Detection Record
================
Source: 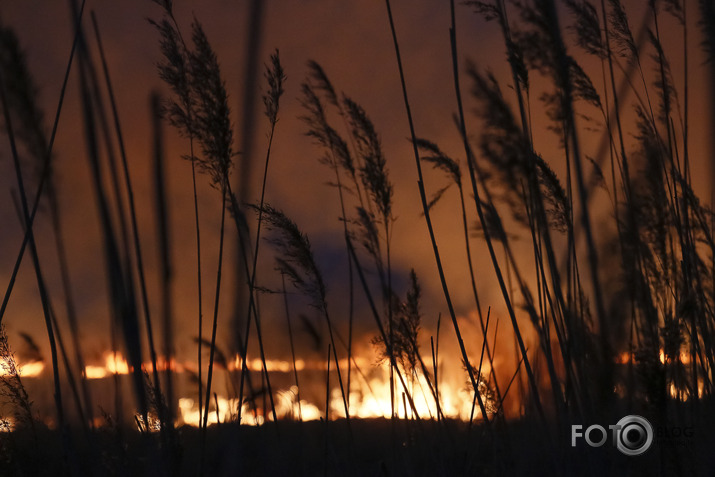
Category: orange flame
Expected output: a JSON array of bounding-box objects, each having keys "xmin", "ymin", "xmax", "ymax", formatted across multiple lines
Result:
[
  {"xmin": 174, "ymin": 359, "xmax": 491, "ymax": 427},
  {"xmin": 0, "ymin": 360, "xmax": 44, "ymax": 378},
  {"xmin": 85, "ymin": 352, "xmax": 130, "ymax": 379}
]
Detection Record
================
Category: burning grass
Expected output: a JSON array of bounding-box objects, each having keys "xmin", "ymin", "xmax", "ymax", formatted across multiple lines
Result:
[{"xmin": 1, "ymin": 0, "xmax": 715, "ymax": 475}]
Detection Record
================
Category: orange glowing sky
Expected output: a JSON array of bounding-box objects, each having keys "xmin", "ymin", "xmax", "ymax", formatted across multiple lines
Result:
[{"xmin": 0, "ymin": 0, "xmax": 711, "ymax": 386}]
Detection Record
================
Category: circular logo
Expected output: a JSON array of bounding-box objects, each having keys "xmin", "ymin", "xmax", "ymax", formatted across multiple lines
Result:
[{"xmin": 615, "ymin": 415, "xmax": 653, "ymax": 456}]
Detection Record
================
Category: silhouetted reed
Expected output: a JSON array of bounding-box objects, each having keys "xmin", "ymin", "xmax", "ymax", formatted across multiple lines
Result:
[{"xmin": 0, "ymin": 0, "xmax": 714, "ymax": 475}]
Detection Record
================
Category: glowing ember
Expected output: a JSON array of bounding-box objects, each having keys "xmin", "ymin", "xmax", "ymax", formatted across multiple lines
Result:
[{"xmin": 616, "ymin": 349, "xmax": 693, "ymax": 365}]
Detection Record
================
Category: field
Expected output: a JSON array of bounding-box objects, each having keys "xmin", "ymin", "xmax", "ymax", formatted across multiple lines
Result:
[{"xmin": 0, "ymin": 0, "xmax": 714, "ymax": 475}]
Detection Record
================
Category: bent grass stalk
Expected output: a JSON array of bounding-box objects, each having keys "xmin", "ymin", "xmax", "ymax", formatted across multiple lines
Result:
[{"xmin": 236, "ymin": 50, "xmax": 285, "ymax": 427}]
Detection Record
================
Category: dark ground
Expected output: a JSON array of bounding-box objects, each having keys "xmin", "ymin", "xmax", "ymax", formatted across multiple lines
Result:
[{"xmin": 1, "ymin": 408, "xmax": 713, "ymax": 476}]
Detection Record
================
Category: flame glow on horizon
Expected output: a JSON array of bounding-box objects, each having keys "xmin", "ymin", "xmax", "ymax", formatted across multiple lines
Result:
[
  {"xmin": 85, "ymin": 352, "xmax": 131, "ymax": 379},
  {"xmin": 9, "ymin": 346, "xmax": 704, "ymax": 430},
  {"xmin": 174, "ymin": 360, "xmax": 489, "ymax": 428},
  {"xmin": 82, "ymin": 352, "xmax": 373, "ymax": 380},
  {"xmin": 0, "ymin": 360, "xmax": 45, "ymax": 378},
  {"xmin": 71, "ymin": 351, "xmax": 491, "ymax": 428}
]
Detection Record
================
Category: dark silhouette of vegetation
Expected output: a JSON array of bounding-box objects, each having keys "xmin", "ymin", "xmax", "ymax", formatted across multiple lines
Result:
[{"xmin": 0, "ymin": 0, "xmax": 713, "ymax": 475}]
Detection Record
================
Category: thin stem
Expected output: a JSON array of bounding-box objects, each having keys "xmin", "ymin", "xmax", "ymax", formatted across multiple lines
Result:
[
  {"xmin": 91, "ymin": 11, "xmax": 163, "ymax": 407},
  {"xmin": 281, "ymin": 274, "xmax": 302, "ymax": 420},
  {"xmin": 384, "ymin": 0, "xmax": 491, "ymax": 428},
  {"xmin": 0, "ymin": 0, "xmax": 85, "ymax": 325},
  {"xmin": 0, "ymin": 57, "xmax": 68, "ymax": 469},
  {"xmin": 200, "ymin": 180, "xmax": 228, "ymax": 474}
]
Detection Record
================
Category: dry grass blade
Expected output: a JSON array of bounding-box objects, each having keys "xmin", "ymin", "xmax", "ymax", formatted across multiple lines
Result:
[
  {"xmin": 307, "ymin": 60, "xmax": 339, "ymax": 107},
  {"xmin": 300, "ymin": 82, "xmax": 355, "ymax": 178},
  {"xmin": 373, "ymin": 270, "xmax": 422, "ymax": 375},
  {"xmin": 647, "ymin": 28, "xmax": 678, "ymax": 125},
  {"xmin": 151, "ymin": 17, "xmax": 196, "ymax": 137},
  {"xmin": 343, "ymin": 96, "xmax": 393, "ymax": 223},
  {"xmin": 353, "ymin": 207, "xmax": 384, "ymax": 274},
  {"xmin": 258, "ymin": 204, "xmax": 327, "ymax": 311},
  {"xmin": 467, "ymin": 67, "xmax": 534, "ymax": 226},
  {"xmin": 151, "ymin": 14, "xmax": 234, "ymax": 187},
  {"xmin": 463, "ymin": 1, "xmax": 501, "ymax": 22},
  {"xmin": 564, "ymin": 0, "xmax": 606, "ymax": 59},
  {"xmin": 151, "ymin": 0, "xmax": 173, "ymax": 13},
  {"xmin": 414, "ymin": 138, "xmax": 461, "ymax": 185},
  {"xmin": 258, "ymin": 203, "xmax": 351, "ymax": 424},
  {"xmin": 535, "ymin": 157, "xmax": 571, "ymax": 233},
  {"xmin": 607, "ymin": 0, "xmax": 639, "ymax": 64},
  {"xmin": 189, "ymin": 19, "xmax": 234, "ymax": 187},
  {"xmin": 0, "ymin": 25, "xmax": 50, "ymax": 183},
  {"xmin": 663, "ymin": 0, "xmax": 684, "ymax": 24},
  {"xmin": 0, "ymin": 326, "xmax": 35, "ymax": 437},
  {"xmin": 263, "ymin": 49, "xmax": 285, "ymax": 126}
]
